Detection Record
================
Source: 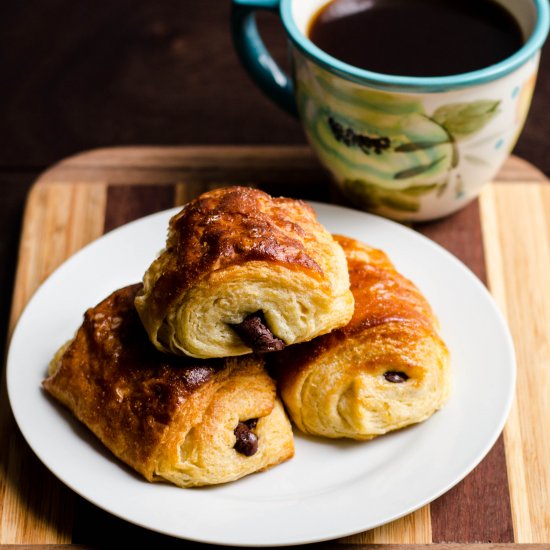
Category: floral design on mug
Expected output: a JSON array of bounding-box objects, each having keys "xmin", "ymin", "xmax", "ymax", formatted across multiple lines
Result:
[
  {"xmin": 325, "ymin": 99, "xmax": 500, "ymax": 212},
  {"xmin": 432, "ymin": 100, "xmax": 500, "ymax": 139},
  {"xmin": 231, "ymin": 0, "xmax": 547, "ymax": 221},
  {"xmin": 294, "ymin": 54, "xmax": 508, "ymax": 214},
  {"xmin": 327, "ymin": 117, "xmax": 391, "ymax": 155}
]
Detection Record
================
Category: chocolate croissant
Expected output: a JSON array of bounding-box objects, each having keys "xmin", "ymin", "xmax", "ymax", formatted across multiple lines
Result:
[
  {"xmin": 274, "ymin": 236, "xmax": 450, "ymax": 440},
  {"xmin": 135, "ymin": 186, "xmax": 354, "ymax": 358},
  {"xmin": 43, "ymin": 284, "xmax": 294, "ymax": 487}
]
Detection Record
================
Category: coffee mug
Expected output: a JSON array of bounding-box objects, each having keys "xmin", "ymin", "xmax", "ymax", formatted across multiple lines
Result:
[{"xmin": 232, "ymin": 0, "xmax": 549, "ymax": 221}]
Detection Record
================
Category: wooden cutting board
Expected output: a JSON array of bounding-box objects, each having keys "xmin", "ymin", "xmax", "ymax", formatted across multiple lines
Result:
[{"xmin": 2, "ymin": 146, "xmax": 549, "ymax": 547}]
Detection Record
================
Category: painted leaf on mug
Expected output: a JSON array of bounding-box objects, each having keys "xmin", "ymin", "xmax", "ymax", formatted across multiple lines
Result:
[
  {"xmin": 293, "ymin": 51, "xmax": 508, "ymax": 217},
  {"xmin": 393, "ymin": 155, "xmax": 447, "ymax": 180},
  {"xmin": 343, "ymin": 179, "xmax": 445, "ymax": 213},
  {"xmin": 344, "ymin": 179, "xmax": 421, "ymax": 212},
  {"xmin": 432, "ymin": 100, "xmax": 500, "ymax": 139},
  {"xmin": 314, "ymin": 110, "xmax": 454, "ymax": 190}
]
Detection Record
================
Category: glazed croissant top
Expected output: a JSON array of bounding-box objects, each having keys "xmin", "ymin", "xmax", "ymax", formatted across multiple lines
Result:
[
  {"xmin": 274, "ymin": 235, "xmax": 450, "ymax": 439},
  {"xmin": 135, "ymin": 186, "xmax": 354, "ymax": 358},
  {"xmin": 44, "ymin": 285, "xmax": 223, "ymax": 478},
  {"xmin": 43, "ymin": 284, "xmax": 294, "ymax": 486},
  {"xmin": 328, "ymin": 235, "xmax": 436, "ymax": 340}
]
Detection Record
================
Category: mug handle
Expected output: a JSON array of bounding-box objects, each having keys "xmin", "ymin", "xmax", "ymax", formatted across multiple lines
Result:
[{"xmin": 231, "ymin": 0, "xmax": 298, "ymax": 117}]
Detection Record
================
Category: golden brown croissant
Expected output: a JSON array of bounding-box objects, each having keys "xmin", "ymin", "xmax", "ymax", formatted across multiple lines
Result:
[
  {"xmin": 274, "ymin": 236, "xmax": 450, "ymax": 440},
  {"xmin": 135, "ymin": 186, "xmax": 354, "ymax": 358},
  {"xmin": 43, "ymin": 284, "xmax": 294, "ymax": 487}
]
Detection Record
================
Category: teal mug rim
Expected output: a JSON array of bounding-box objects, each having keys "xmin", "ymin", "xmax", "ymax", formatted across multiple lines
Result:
[{"xmin": 280, "ymin": 0, "xmax": 550, "ymax": 91}]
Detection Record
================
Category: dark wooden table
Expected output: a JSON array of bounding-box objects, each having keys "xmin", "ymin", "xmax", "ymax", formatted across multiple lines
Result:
[{"xmin": 1, "ymin": 1, "xmax": 550, "ymax": 547}]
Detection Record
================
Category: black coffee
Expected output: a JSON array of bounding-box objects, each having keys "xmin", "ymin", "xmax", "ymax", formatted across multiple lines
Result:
[{"xmin": 308, "ymin": 0, "xmax": 524, "ymax": 77}]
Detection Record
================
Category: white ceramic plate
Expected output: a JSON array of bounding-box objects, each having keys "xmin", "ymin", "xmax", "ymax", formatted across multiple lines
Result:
[{"xmin": 7, "ymin": 202, "xmax": 515, "ymax": 546}]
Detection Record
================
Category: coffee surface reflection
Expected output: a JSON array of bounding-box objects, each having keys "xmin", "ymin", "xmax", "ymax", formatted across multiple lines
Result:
[{"xmin": 308, "ymin": 0, "xmax": 524, "ymax": 77}]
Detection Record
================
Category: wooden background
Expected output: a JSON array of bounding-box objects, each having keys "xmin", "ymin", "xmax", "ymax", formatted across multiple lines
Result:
[{"xmin": 1, "ymin": 1, "xmax": 550, "ymax": 547}]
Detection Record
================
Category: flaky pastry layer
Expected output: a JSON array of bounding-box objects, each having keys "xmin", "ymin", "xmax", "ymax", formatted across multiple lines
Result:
[
  {"xmin": 135, "ymin": 187, "xmax": 354, "ymax": 358},
  {"xmin": 43, "ymin": 284, "xmax": 294, "ymax": 487},
  {"xmin": 274, "ymin": 236, "xmax": 451, "ymax": 440}
]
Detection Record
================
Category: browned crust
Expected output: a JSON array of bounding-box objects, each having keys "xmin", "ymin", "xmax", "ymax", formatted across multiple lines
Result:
[
  {"xmin": 336, "ymin": 235, "xmax": 435, "ymax": 336},
  {"xmin": 138, "ymin": 186, "xmax": 325, "ymax": 327},
  {"xmin": 42, "ymin": 284, "xmax": 237, "ymax": 479},
  {"xmin": 273, "ymin": 235, "xmax": 439, "ymax": 385}
]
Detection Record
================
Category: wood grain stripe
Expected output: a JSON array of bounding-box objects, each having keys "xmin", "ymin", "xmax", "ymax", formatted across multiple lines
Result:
[
  {"xmin": 429, "ymin": 436, "xmax": 513, "ymax": 543},
  {"xmin": 0, "ymin": 433, "xmax": 73, "ymax": 543},
  {"xmin": 480, "ymin": 184, "xmax": 550, "ymax": 542},
  {"xmin": 341, "ymin": 507, "xmax": 432, "ymax": 544},
  {"xmin": 479, "ymin": 185, "xmax": 533, "ymax": 542},
  {"xmin": 2, "ymin": 183, "xmax": 107, "ymax": 543},
  {"xmin": 103, "ymin": 184, "xmax": 175, "ymax": 233},
  {"xmin": 417, "ymin": 199, "xmax": 487, "ymax": 283},
  {"xmin": 9, "ymin": 184, "xmax": 107, "ymax": 329},
  {"xmin": 417, "ymin": 199, "xmax": 514, "ymax": 543}
]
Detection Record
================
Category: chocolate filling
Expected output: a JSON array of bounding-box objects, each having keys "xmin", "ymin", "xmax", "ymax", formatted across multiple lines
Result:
[
  {"xmin": 234, "ymin": 420, "xmax": 259, "ymax": 456},
  {"xmin": 231, "ymin": 312, "xmax": 285, "ymax": 353},
  {"xmin": 244, "ymin": 418, "xmax": 258, "ymax": 429},
  {"xmin": 384, "ymin": 370, "xmax": 409, "ymax": 383}
]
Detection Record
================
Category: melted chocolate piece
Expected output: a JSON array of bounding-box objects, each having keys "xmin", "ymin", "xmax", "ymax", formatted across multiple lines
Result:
[
  {"xmin": 234, "ymin": 422, "xmax": 259, "ymax": 456},
  {"xmin": 384, "ymin": 371, "xmax": 409, "ymax": 383},
  {"xmin": 231, "ymin": 312, "xmax": 285, "ymax": 353}
]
